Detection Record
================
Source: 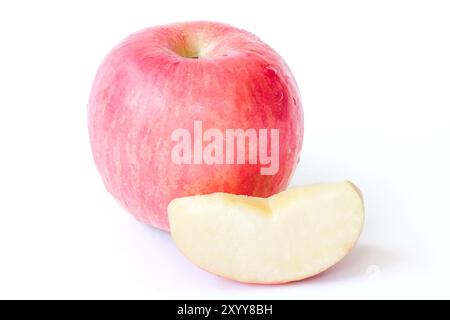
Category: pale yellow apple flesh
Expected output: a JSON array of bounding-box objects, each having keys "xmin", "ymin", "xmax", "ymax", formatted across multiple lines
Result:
[{"xmin": 168, "ymin": 181, "xmax": 364, "ymax": 284}]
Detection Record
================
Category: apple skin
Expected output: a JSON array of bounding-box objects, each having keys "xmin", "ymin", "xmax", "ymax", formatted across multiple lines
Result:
[{"xmin": 88, "ymin": 21, "xmax": 303, "ymax": 230}]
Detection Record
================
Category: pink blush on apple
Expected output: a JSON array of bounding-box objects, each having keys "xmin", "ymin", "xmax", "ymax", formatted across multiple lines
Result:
[{"xmin": 88, "ymin": 21, "xmax": 303, "ymax": 231}]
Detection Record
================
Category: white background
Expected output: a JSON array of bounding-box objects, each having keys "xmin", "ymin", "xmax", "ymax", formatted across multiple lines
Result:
[{"xmin": 0, "ymin": 0, "xmax": 449, "ymax": 299}]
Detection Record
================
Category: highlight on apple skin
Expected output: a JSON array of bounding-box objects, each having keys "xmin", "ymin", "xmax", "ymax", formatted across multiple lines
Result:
[
  {"xmin": 168, "ymin": 181, "xmax": 364, "ymax": 284},
  {"xmin": 88, "ymin": 21, "xmax": 303, "ymax": 230}
]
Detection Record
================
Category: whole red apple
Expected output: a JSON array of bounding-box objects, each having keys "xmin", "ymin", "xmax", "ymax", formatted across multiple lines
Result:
[{"xmin": 88, "ymin": 21, "xmax": 303, "ymax": 230}]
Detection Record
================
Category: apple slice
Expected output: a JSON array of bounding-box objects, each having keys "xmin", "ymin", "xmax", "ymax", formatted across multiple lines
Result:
[{"xmin": 168, "ymin": 181, "xmax": 364, "ymax": 284}]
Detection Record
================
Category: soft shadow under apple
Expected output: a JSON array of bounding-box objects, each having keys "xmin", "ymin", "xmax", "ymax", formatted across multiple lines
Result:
[{"xmin": 299, "ymin": 244, "xmax": 402, "ymax": 284}]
